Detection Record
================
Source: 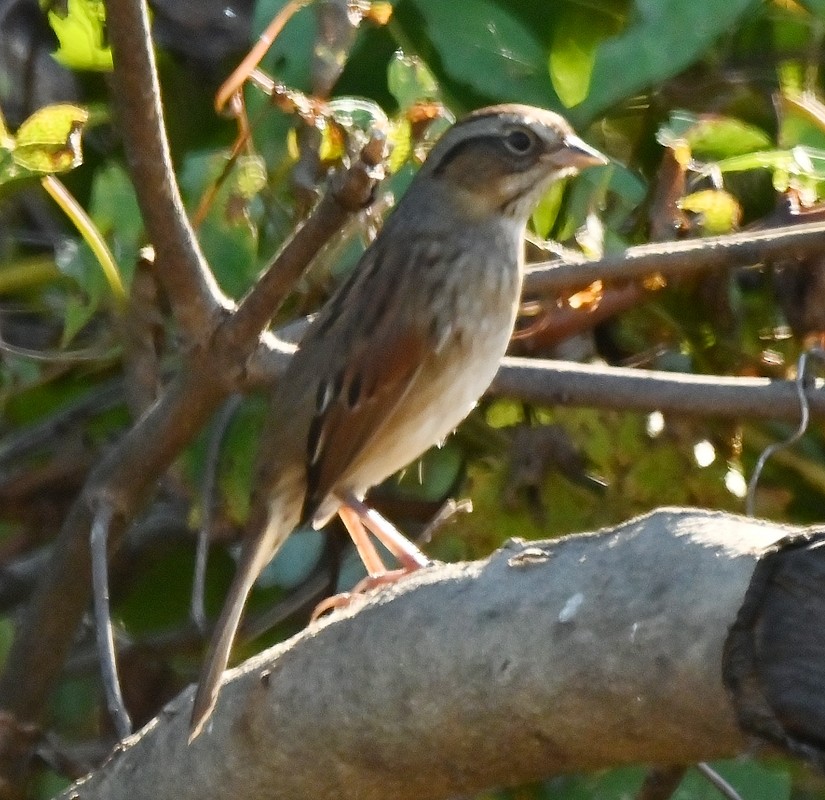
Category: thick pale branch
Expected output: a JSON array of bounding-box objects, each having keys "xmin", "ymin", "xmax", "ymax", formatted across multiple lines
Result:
[
  {"xmin": 524, "ymin": 219, "xmax": 825, "ymax": 294},
  {"xmin": 57, "ymin": 509, "xmax": 825, "ymax": 800}
]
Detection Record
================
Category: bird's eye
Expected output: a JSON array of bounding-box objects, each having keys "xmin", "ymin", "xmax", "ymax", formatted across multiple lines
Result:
[{"xmin": 504, "ymin": 128, "xmax": 536, "ymax": 155}]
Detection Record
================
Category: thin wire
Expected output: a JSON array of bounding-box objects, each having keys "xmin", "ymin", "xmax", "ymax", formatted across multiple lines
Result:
[
  {"xmin": 695, "ymin": 763, "xmax": 745, "ymax": 800},
  {"xmin": 746, "ymin": 348, "xmax": 825, "ymax": 516}
]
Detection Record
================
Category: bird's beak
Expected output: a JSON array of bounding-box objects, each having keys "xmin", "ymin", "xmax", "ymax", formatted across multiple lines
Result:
[{"xmin": 546, "ymin": 135, "xmax": 609, "ymax": 170}]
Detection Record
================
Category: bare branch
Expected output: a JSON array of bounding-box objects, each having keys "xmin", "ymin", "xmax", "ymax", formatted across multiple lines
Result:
[
  {"xmin": 90, "ymin": 502, "xmax": 132, "ymax": 739},
  {"xmin": 223, "ymin": 132, "xmax": 387, "ymax": 358},
  {"xmin": 105, "ymin": 0, "xmax": 229, "ymax": 337},
  {"xmin": 524, "ymin": 219, "xmax": 825, "ymax": 294},
  {"xmin": 55, "ymin": 509, "xmax": 825, "ymax": 800},
  {"xmin": 492, "ymin": 357, "xmax": 825, "ymax": 422}
]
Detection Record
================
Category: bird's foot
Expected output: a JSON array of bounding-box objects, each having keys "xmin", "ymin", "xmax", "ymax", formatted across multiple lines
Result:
[{"xmin": 311, "ymin": 567, "xmax": 424, "ymax": 620}]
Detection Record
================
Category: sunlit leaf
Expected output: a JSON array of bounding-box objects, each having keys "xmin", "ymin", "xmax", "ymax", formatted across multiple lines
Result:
[
  {"xmin": 659, "ymin": 111, "xmax": 772, "ymax": 160},
  {"xmin": 387, "ymin": 117, "xmax": 413, "ymax": 173},
  {"xmin": 232, "ymin": 155, "xmax": 268, "ymax": 200},
  {"xmin": 549, "ymin": 4, "xmax": 619, "ymax": 108},
  {"xmin": 679, "ymin": 189, "xmax": 742, "ymax": 234},
  {"xmin": 688, "ymin": 118, "xmax": 772, "ymax": 159},
  {"xmin": 12, "ymin": 104, "xmax": 88, "ymax": 174},
  {"xmin": 387, "ymin": 51, "xmax": 439, "ymax": 109},
  {"xmin": 47, "ymin": 0, "xmax": 113, "ymax": 71}
]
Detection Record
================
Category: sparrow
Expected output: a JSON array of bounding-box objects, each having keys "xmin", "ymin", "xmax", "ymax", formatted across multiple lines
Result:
[{"xmin": 189, "ymin": 103, "xmax": 607, "ymax": 738}]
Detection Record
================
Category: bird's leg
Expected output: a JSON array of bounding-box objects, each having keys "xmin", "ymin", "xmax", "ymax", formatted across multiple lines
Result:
[
  {"xmin": 342, "ymin": 494, "xmax": 431, "ymax": 570},
  {"xmin": 311, "ymin": 496, "xmax": 432, "ymax": 619},
  {"xmin": 337, "ymin": 504, "xmax": 388, "ymax": 577}
]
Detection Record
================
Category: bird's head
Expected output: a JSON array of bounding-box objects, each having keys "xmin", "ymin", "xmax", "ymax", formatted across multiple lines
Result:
[{"xmin": 417, "ymin": 104, "xmax": 607, "ymax": 222}]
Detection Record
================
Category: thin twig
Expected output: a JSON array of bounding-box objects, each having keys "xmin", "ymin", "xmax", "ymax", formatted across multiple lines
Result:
[
  {"xmin": 746, "ymin": 348, "xmax": 825, "ymax": 515},
  {"xmin": 523, "ymin": 219, "xmax": 825, "ymax": 294},
  {"xmin": 695, "ymin": 762, "xmax": 745, "ymax": 800},
  {"xmin": 192, "ymin": 395, "xmax": 244, "ymax": 632},
  {"xmin": 90, "ymin": 502, "xmax": 132, "ymax": 739}
]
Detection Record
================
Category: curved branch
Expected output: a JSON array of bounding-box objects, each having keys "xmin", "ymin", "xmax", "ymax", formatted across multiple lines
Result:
[
  {"xmin": 0, "ymin": 102, "xmax": 386, "ymax": 794},
  {"xmin": 56, "ymin": 509, "xmax": 825, "ymax": 800},
  {"xmin": 105, "ymin": 0, "xmax": 229, "ymax": 337}
]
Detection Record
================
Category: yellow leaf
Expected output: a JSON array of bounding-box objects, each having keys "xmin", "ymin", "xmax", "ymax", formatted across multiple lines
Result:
[
  {"xmin": 13, "ymin": 104, "xmax": 89, "ymax": 174},
  {"xmin": 679, "ymin": 189, "xmax": 742, "ymax": 234},
  {"xmin": 48, "ymin": 0, "xmax": 113, "ymax": 71}
]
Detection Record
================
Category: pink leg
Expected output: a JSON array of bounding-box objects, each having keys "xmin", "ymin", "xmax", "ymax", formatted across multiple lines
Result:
[
  {"xmin": 342, "ymin": 494, "xmax": 430, "ymax": 570},
  {"xmin": 337, "ymin": 504, "xmax": 387, "ymax": 577},
  {"xmin": 312, "ymin": 496, "xmax": 431, "ymax": 619}
]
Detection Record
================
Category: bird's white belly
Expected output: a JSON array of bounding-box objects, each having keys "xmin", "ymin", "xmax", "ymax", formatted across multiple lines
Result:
[{"xmin": 344, "ymin": 296, "xmax": 517, "ymax": 496}]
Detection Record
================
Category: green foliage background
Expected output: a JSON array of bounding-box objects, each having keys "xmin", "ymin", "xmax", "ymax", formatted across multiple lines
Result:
[{"xmin": 3, "ymin": 0, "xmax": 825, "ymax": 797}]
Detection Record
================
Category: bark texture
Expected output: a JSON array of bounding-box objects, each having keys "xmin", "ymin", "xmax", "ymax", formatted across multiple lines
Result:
[{"xmin": 56, "ymin": 508, "xmax": 825, "ymax": 800}]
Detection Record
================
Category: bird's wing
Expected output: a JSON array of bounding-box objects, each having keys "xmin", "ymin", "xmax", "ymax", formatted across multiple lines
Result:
[
  {"xmin": 292, "ymin": 242, "xmax": 436, "ymax": 522},
  {"xmin": 300, "ymin": 323, "xmax": 428, "ymax": 522}
]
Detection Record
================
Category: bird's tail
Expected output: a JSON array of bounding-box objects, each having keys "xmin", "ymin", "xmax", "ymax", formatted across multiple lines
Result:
[{"xmin": 188, "ymin": 498, "xmax": 296, "ymax": 741}]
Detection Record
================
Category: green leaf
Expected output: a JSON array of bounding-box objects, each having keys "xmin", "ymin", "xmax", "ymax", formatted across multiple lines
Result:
[
  {"xmin": 12, "ymin": 103, "xmax": 88, "ymax": 174},
  {"xmin": 86, "ymin": 162, "xmax": 143, "ymax": 286},
  {"xmin": 179, "ymin": 150, "xmax": 262, "ymax": 298},
  {"xmin": 549, "ymin": 4, "xmax": 619, "ymax": 108},
  {"xmin": 575, "ymin": 0, "xmax": 760, "ymax": 123},
  {"xmin": 393, "ymin": 442, "xmax": 464, "ymax": 502},
  {"xmin": 252, "ymin": 0, "xmax": 314, "ymax": 91},
  {"xmin": 232, "ymin": 155, "xmax": 268, "ymax": 200},
  {"xmin": 387, "ymin": 51, "xmax": 440, "ymax": 109},
  {"xmin": 395, "ymin": 0, "xmax": 557, "ymax": 109},
  {"xmin": 47, "ymin": 0, "xmax": 113, "ymax": 71},
  {"xmin": 683, "ymin": 115, "xmax": 772, "ymax": 159},
  {"xmin": 387, "ymin": 117, "xmax": 413, "ymax": 174},
  {"xmin": 680, "ymin": 189, "xmax": 741, "ymax": 234},
  {"xmin": 54, "ymin": 240, "xmax": 105, "ymax": 345},
  {"xmin": 531, "ymin": 180, "xmax": 566, "ymax": 239}
]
